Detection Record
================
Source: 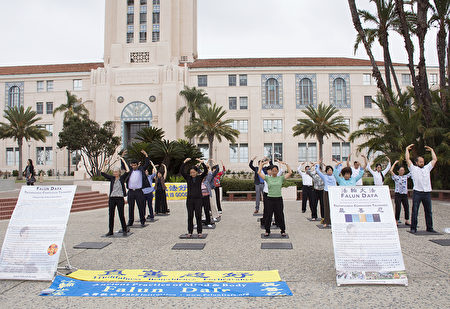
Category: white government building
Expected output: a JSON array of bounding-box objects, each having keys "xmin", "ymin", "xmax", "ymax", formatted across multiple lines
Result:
[{"xmin": 0, "ymin": 0, "xmax": 439, "ymax": 174}]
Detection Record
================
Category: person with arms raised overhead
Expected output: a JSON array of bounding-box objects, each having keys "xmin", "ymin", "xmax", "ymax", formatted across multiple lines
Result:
[
  {"xmin": 390, "ymin": 160, "xmax": 411, "ymax": 226},
  {"xmin": 180, "ymin": 158, "xmax": 208, "ymax": 238},
  {"xmin": 405, "ymin": 144, "xmax": 438, "ymax": 234}
]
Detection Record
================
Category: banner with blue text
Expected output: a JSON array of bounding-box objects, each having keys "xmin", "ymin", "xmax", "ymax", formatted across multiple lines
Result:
[{"xmin": 41, "ymin": 276, "xmax": 292, "ymax": 297}]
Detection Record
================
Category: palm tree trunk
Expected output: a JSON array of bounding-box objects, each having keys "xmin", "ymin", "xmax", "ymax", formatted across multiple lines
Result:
[
  {"xmin": 394, "ymin": 0, "xmax": 430, "ymax": 122},
  {"xmin": 380, "ymin": 33, "xmax": 392, "ymax": 91},
  {"xmin": 318, "ymin": 135, "xmax": 324, "ymax": 161},
  {"xmin": 389, "ymin": 60, "xmax": 402, "ymax": 94},
  {"xmin": 416, "ymin": 0, "xmax": 432, "ymax": 125},
  {"xmin": 348, "ymin": 0, "xmax": 393, "ymax": 105},
  {"xmin": 208, "ymin": 135, "xmax": 214, "ymax": 162},
  {"xmin": 17, "ymin": 138, "xmax": 23, "ymax": 180},
  {"xmin": 447, "ymin": 29, "xmax": 450, "ymax": 94},
  {"xmin": 436, "ymin": 20, "xmax": 447, "ymax": 111},
  {"xmin": 67, "ymin": 148, "xmax": 71, "ymax": 175}
]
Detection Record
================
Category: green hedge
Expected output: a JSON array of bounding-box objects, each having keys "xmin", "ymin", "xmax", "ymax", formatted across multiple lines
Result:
[{"xmin": 221, "ymin": 177, "xmax": 303, "ymax": 195}]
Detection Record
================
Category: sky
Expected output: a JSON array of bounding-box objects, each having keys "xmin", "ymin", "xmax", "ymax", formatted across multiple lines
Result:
[{"xmin": 0, "ymin": 0, "xmax": 440, "ymax": 67}]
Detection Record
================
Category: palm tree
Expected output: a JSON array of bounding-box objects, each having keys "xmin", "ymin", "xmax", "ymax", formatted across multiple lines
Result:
[
  {"xmin": 184, "ymin": 103, "xmax": 240, "ymax": 161},
  {"xmin": 177, "ymin": 86, "xmax": 211, "ymax": 124},
  {"xmin": 148, "ymin": 139, "xmax": 185, "ymax": 167},
  {"xmin": 429, "ymin": 0, "xmax": 449, "ymax": 111},
  {"xmin": 0, "ymin": 106, "xmax": 48, "ymax": 180},
  {"xmin": 349, "ymin": 92, "xmax": 420, "ymax": 161},
  {"xmin": 52, "ymin": 90, "xmax": 89, "ymax": 174},
  {"xmin": 292, "ymin": 103, "xmax": 349, "ymax": 160},
  {"xmin": 135, "ymin": 126, "xmax": 165, "ymax": 143},
  {"xmin": 353, "ymin": 0, "xmax": 402, "ymax": 93}
]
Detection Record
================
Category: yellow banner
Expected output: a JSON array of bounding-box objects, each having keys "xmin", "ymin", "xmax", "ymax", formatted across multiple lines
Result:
[
  {"xmin": 164, "ymin": 183, "xmax": 187, "ymax": 200},
  {"xmin": 68, "ymin": 269, "xmax": 281, "ymax": 283}
]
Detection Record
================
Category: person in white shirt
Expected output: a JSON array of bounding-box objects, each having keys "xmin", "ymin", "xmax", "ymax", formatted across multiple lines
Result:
[
  {"xmin": 405, "ymin": 144, "xmax": 438, "ymax": 233},
  {"xmin": 366, "ymin": 155, "xmax": 391, "ymax": 186},
  {"xmin": 350, "ymin": 160, "xmax": 364, "ymax": 186},
  {"xmin": 298, "ymin": 162, "xmax": 314, "ymax": 217}
]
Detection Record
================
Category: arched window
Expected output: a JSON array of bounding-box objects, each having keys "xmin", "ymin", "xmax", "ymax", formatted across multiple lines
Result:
[
  {"xmin": 8, "ymin": 86, "xmax": 20, "ymax": 108},
  {"xmin": 333, "ymin": 77, "xmax": 346, "ymax": 107},
  {"xmin": 266, "ymin": 78, "xmax": 279, "ymax": 106},
  {"xmin": 299, "ymin": 78, "xmax": 313, "ymax": 105}
]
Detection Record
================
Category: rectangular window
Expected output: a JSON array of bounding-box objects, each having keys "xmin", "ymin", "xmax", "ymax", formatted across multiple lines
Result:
[
  {"xmin": 229, "ymin": 97, "xmax": 237, "ymax": 110},
  {"xmin": 332, "ymin": 142, "xmax": 341, "ymax": 161},
  {"xmin": 363, "ymin": 74, "xmax": 371, "ymax": 85},
  {"xmin": 274, "ymin": 143, "xmax": 283, "ymax": 161},
  {"xmin": 239, "ymin": 97, "xmax": 248, "ymax": 110},
  {"xmin": 36, "ymin": 147, "xmax": 53, "ymax": 165},
  {"xmin": 45, "ymin": 124, "xmax": 53, "ymax": 136},
  {"xmin": 402, "ymin": 74, "xmax": 411, "ymax": 85},
  {"xmin": 298, "ymin": 143, "xmax": 317, "ymax": 162},
  {"xmin": 429, "ymin": 73, "xmax": 437, "ymax": 85},
  {"xmin": 198, "ymin": 144, "xmax": 209, "ymax": 161},
  {"xmin": 230, "ymin": 120, "xmax": 238, "ymax": 131},
  {"xmin": 264, "ymin": 143, "xmax": 283, "ymax": 161},
  {"xmin": 127, "ymin": 25, "xmax": 134, "ymax": 43},
  {"xmin": 73, "ymin": 79, "xmax": 82, "ymax": 91},
  {"xmin": 239, "ymin": 74, "xmax": 247, "ymax": 86},
  {"xmin": 298, "ymin": 143, "xmax": 307, "ymax": 162},
  {"xmin": 46, "ymin": 80, "xmax": 54, "ymax": 91},
  {"xmin": 229, "ymin": 144, "xmax": 238, "ymax": 163},
  {"xmin": 6, "ymin": 147, "xmax": 19, "ymax": 166},
  {"xmin": 343, "ymin": 119, "xmax": 350, "ymax": 131},
  {"xmin": 198, "ymin": 75, "xmax": 207, "ymax": 87},
  {"xmin": 71, "ymin": 150, "xmax": 82, "ymax": 166},
  {"xmin": 152, "ymin": 12, "xmax": 160, "ymax": 24},
  {"xmin": 263, "ymin": 119, "xmax": 282, "ymax": 133},
  {"xmin": 228, "ymin": 75, "xmax": 236, "ymax": 86},
  {"xmin": 37, "ymin": 81, "xmax": 44, "ymax": 92},
  {"xmin": 36, "ymin": 102, "xmax": 43, "ymax": 114},
  {"xmin": 239, "ymin": 120, "xmax": 248, "ymax": 133},
  {"xmin": 140, "ymin": 24, "xmax": 147, "ymax": 43},
  {"xmin": 239, "ymin": 143, "xmax": 248, "ymax": 162},
  {"xmin": 342, "ymin": 142, "xmax": 351, "ymax": 161},
  {"xmin": 364, "ymin": 95, "xmax": 372, "ymax": 108},
  {"xmin": 46, "ymin": 102, "xmax": 53, "ymax": 114}
]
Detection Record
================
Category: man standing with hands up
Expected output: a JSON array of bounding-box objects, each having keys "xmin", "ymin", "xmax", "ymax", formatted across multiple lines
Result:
[{"xmin": 405, "ymin": 144, "xmax": 438, "ymax": 234}]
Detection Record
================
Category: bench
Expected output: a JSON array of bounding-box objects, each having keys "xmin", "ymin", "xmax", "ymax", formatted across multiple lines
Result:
[{"xmin": 227, "ymin": 191, "xmax": 256, "ymax": 201}]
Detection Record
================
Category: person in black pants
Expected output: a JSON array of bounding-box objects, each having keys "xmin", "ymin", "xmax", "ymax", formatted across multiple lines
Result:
[
  {"xmin": 101, "ymin": 155, "xmax": 129, "ymax": 236},
  {"xmin": 249, "ymin": 156, "xmax": 265, "ymax": 214},
  {"xmin": 180, "ymin": 158, "xmax": 208, "ymax": 238},
  {"xmin": 24, "ymin": 159, "xmax": 36, "ymax": 186},
  {"xmin": 213, "ymin": 161, "xmax": 226, "ymax": 214},
  {"xmin": 125, "ymin": 150, "xmax": 151, "ymax": 227}
]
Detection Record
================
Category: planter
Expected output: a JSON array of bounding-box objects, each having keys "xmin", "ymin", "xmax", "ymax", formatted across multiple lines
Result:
[{"xmin": 281, "ymin": 186, "xmax": 297, "ymax": 201}]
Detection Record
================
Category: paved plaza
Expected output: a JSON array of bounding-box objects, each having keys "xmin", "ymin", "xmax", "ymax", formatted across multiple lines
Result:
[{"xmin": 0, "ymin": 197, "xmax": 448, "ymax": 308}]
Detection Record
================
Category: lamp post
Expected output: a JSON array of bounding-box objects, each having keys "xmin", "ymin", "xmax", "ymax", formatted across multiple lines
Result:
[{"xmin": 55, "ymin": 148, "xmax": 59, "ymax": 180}]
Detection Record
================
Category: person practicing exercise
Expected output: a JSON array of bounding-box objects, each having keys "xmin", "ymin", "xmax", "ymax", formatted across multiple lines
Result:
[
  {"xmin": 334, "ymin": 156, "xmax": 367, "ymax": 186},
  {"xmin": 142, "ymin": 161, "xmax": 157, "ymax": 221},
  {"xmin": 390, "ymin": 160, "xmax": 411, "ymax": 226},
  {"xmin": 125, "ymin": 150, "xmax": 151, "ymax": 227},
  {"xmin": 154, "ymin": 163, "xmax": 169, "ymax": 214},
  {"xmin": 306, "ymin": 162, "xmax": 324, "ymax": 222},
  {"xmin": 258, "ymin": 160, "xmax": 292, "ymax": 237},
  {"xmin": 405, "ymin": 144, "xmax": 438, "ymax": 234},
  {"xmin": 366, "ymin": 156, "xmax": 391, "ymax": 186},
  {"xmin": 315, "ymin": 159, "xmax": 338, "ymax": 228},
  {"xmin": 349, "ymin": 155, "xmax": 363, "ymax": 186},
  {"xmin": 205, "ymin": 161, "xmax": 220, "ymax": 222},
  {"xmin": 298, "ymin": 162, "xmax": 314, "ymax": 216},
  {"xmin": 101, "ymin": 155, "xmax": 130, "ymax": 237},
  {"xmin": 213, "ymin": 161, "xmax": 226, "ymax": 214},
  {"xmin": 180, "ymin": 158, "xmax": 208, "ymax": 238},
  {"xmin": 261, "ymin": 159, "xmax": 283, "ymax": 227},
  {"xmin": 249, "ymin": 156, "xmax": 265, "ymax": 214}
]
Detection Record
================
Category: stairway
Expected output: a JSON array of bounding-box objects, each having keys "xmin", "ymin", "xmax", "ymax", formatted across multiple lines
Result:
[{"xmin": 0, "ymin": 191, "xmax": 109, "ymax": 220}]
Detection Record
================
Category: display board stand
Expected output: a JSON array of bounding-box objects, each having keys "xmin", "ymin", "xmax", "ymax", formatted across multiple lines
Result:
[
  {"xmin": 0, "ymin": 185, "xmax": 77, "ymax": 281},
  {"xmin": 329, "ymin": 185, "xmax": 408, "ymax": 286}
]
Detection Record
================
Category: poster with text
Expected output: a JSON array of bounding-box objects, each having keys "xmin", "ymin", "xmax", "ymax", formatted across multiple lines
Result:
[
  {"xmin": 328, "ymin": 185, "xmax": 408, "ymax": 286},
  {"xmin": 0, "ymin": 185, "xmax": 76, "ymax": 281}
]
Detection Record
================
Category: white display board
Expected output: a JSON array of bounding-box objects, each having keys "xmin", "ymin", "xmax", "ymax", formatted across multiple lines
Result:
[
  {"xmin": 0, "ymin": 185, "xmax": 76, "ymax": 281},
  {"xmin": 329, "ymin": 185, "xmax": 408, "ymax": 286}
]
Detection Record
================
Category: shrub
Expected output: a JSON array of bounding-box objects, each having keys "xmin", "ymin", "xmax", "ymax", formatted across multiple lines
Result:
[
  {"xmin": 168, "ymin": 175, "xmax": 185, "ymax": 183},
  {"xmin": 12, "ymin": 170, "xmax": 19, "ymax": 177},
  {"xmin": 91, "ymin": 175, "xmax": 107, "ymax": 181},
  {"xmin": 47, "ymin": 169, "xmax": 53, "ymax": 176},
  {"xmin": 221, "ymin": 178, "xmax": 254, "ymax": 194}
]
